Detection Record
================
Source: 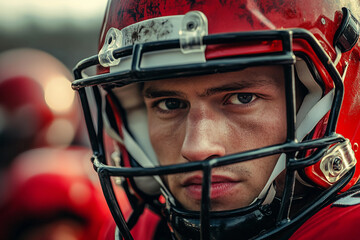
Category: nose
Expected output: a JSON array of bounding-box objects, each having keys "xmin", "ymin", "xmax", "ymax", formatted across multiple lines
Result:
[{"xmin": 181, "ymin": 105, "xmax": 226, "ymax": 162}]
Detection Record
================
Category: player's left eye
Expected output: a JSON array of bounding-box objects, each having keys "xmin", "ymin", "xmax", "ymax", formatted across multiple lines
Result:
[{"xmin": 226, "ymin": 93, "xmax": 257, "ymax": 105}]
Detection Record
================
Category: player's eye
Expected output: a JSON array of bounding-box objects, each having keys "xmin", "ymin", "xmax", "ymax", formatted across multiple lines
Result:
[
  {"xmin": 156, "ymin": 98, "xmax": 187, "ymax": 111},
  {"xmin": 226, "ymin": 93, "xmax": 257, "ymax": 105}
]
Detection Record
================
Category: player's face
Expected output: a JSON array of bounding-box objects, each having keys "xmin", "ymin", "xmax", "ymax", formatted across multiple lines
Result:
[{"xmin": 143, "ymin": 66, "xmax": 287, "ymax": 211}]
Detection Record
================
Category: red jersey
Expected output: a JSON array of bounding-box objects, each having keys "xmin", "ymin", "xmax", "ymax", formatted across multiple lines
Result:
[
  {"xmin": 290, "ymin": 191, "xmax": 360, "ymax": 239},
  {"xmin": 101, "ymin": 208, "xmax": 162, "ymax": 240},
  {"xmin": 103, "ymin": 190, "xmax": 360, "ymax": 239}
]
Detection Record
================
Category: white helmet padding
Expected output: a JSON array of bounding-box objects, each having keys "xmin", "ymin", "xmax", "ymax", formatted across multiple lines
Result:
[{"xmin": 258, "ymin": 59, "xmax": 333, "ymax": 201}]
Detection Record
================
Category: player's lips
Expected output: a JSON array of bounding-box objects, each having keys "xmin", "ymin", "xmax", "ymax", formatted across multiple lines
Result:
[{"xmin": 181, "ymin": 175, "xmax": 240, "ymax": 200}]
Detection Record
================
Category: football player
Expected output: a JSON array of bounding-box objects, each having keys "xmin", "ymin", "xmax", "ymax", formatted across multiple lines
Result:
[{"xmin": 72, "ymin": 0, "xmax": 360, "ymax": 239}]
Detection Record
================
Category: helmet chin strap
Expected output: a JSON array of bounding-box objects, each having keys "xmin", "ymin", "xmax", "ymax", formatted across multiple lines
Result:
[{"xmin": 255, "ymin": 154, "xmax": 285, "ymax": 205}]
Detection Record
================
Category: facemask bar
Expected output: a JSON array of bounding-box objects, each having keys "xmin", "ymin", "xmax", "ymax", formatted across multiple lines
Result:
[
  {"xmin": 73, "ymin": 28, "xmax": 348, "ymax": 240},
  {"xmin": 90, "ymin": 135, "xmax": 348, "ymax": 240}
]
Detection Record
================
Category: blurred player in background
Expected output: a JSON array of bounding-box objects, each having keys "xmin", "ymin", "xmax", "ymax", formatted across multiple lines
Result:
[
  {"xmin": 0, "ymin": 48, "xmax": 84, "ymax": 168},
  {"xmin": 0, "ymin": 48, "xmax": 113, "ymax": 240}
]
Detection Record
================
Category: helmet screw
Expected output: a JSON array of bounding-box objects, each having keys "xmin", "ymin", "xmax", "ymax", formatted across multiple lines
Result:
[
  {"xmin": 108, "ymin": 36, "xmax": 113, "ymax": 45},
  {"xmin": 354, "ymin": 142, "xmax": 358, "ymax": 152},
  {"xmin": 187, "ymin": 21, "xmax": 197, "ymax": 31},
  {"xmin": 321, "ymin": 18, "xmax": 326, "ymax": 25},
  {"xmin": 332, "ymin": 157, "xmax": 343, "ymax": 172}
]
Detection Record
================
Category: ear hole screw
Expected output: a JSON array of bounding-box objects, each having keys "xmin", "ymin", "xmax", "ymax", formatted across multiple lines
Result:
[
  {"xmin": 187, "ymin": 21, "xmax": 197, "ymax": 31},
  {"xmin": 332, "ymin": 157, "xmax": 343, "ymax": 172},
  {"xmin": 354, "ymin": 143, "xmax": 358, "ymax": 152},
  {"xmin": 108, "ymin": 36, "xmax": 113, "ymax": 45}
]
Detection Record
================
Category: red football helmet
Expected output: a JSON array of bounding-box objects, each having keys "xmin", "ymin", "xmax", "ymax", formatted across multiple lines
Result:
[
  {"xmin": 72, "ymin": 0, "xmax": 360, "ymax": 239},
  {"xmin": 0, "ymin": 147, "xmax": 112, "ymax": 240},
  {"xmin": 0, "ymin": 48, "xmax": 82, "ymax": 168}
]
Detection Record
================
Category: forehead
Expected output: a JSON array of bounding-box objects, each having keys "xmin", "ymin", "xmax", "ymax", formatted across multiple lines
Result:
[{"xmin": 143, "ymin": 65, "xmax": 285, "ymax": 92}]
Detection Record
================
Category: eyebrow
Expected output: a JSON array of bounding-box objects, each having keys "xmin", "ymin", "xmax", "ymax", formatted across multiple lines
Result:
[
  {"xmin": 200, "ymin": 79, "xmax": 273, "ymax": 97},
  {"xmin": 143, "ymin": 88, "xmax": 187, "ymax": 98},
  {"xmin": 143, "ymin": 78, "xmax": 274, "ymax": 99}
]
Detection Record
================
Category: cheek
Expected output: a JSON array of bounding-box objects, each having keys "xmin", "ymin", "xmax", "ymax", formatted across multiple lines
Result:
[
  {"xmin": 148, "ymin": 116, "xmax": 184, "ymax": 165},
  {"xmin": 226, "ymin": 109, "xmax": 287, "ymax": 152},
  {"xmin": 255, "ymin": 100, "xmax": 287, "ymax": 144}
]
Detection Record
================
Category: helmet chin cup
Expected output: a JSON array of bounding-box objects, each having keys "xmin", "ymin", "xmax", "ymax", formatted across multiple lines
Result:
[{"xmin": 166, "ymin": 198, "xmax": 281, "ymax": 240}]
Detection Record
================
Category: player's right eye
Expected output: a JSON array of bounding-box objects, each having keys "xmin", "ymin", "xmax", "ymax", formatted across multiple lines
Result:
[{"xmin": 155, "ymin": 98, "xmax": 188, "ymax": 112}]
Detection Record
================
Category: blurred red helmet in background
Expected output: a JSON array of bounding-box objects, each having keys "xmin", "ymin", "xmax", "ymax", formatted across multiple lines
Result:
[
  {"xmin": 0, "ymin": 146, "xmax": 113, "ymax": 240},
  {"xmin": 0, "ymin": 48, "xmax": 83, "ymax": 168}
]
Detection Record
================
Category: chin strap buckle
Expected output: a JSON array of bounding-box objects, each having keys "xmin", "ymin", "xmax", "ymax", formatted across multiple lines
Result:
[{"xmin": 320, "ymin": 139, "xmax": 356, "ymax": 183}]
